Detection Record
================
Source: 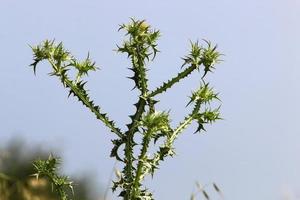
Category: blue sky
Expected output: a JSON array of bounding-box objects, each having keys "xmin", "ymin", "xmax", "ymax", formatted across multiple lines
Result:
[{"xmin": 1, "ymin": 0, "xmax": 300, "ymax": 199}]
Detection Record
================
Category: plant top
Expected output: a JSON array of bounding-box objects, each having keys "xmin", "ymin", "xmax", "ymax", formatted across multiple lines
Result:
[{"xmin": 30, "ymin": 18, "xmax": 222, "ymax": 200}]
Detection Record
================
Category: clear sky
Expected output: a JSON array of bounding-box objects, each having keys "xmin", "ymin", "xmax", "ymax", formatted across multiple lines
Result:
[{"xmin": 1, "ymin": 0, "xmax": 300, "ymax": 199}]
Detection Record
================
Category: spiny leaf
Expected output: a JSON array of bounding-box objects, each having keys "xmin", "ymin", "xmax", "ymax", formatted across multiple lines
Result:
[
  {"xmin": 201, "ymin": 40, "xmax": 221, "ymax": 78},
  {"xmin": 181, "ymin": 41, "xmax": 202, "ymax": 68},
  {"xmin": 187, "ymin": 82, "xmax": 219, "ymax": 106},
  {"xmin": 111, "ymin": 138, "xmax": 125, "ymax": 162},
  {"xmin": 141, "ymin": 111, "xmax": 170, "ymax": 133}
]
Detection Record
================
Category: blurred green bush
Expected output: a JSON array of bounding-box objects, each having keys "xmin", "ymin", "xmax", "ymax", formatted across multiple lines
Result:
[{"xmin": 0, "ymin": 138, "xmax": 100, "ymax": 200}]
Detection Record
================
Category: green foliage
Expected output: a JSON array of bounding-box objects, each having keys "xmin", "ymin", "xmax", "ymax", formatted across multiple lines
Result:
[
  {"xmin": 33, "ymin": 155, "xmax": 74, "ymax": 200},
  {"xmin": 30, "ymin": 40, "xmax": 122, "ymax": 138},
  {"xmin": 0, "ymin": 139, "xmax": 96, "ymax": 200},
  {"xmin": 30, "ymin": 18, "xmax": 222, "ymax": 200}
]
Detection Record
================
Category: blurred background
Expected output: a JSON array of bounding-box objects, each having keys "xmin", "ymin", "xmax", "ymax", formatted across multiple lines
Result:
[
  {"xmin": 0, "ymin": 138, "xmax": 100, "ymax": 200},
  {"xmin": 1, "ymin": 0, "xmax": 300, "ymax": 199}
]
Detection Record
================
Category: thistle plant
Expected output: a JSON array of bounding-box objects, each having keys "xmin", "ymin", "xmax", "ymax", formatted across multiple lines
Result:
[
  {"xmin": 33, "ymin": 155, "xmax": 74, "ymax": 200},
  {"xmin": 30, "ymin": 18, "xmax": 222, "ymax": 200}
]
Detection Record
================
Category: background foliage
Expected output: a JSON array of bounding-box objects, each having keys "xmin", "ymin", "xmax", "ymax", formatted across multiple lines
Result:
[{"xmin": 0, "ymin": 138, "xmax": 100, "ymax": 200}]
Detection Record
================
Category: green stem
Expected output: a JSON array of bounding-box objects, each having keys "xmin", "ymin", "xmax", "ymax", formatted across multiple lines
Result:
[
  {"xmin": 170, "ymin": 116, "xmax": 194, "ymax": 142},
  {"xmin": 48, "ymin": 59, "xmax": 123, "ymax": 138},
  {"xmin": 157, "ymin": 101, "xmax": 201, "ymax": 164},
  {"xmin": 124, "ymin": 97, "xmax": 147, "ymax": 199},
  {"xmin": 136, "ymin": 47, "xmax": 148, "ymax": 94},
  {"xmin": 168, "ymin": 100, "xmax": 200, "ymax": 145},
  {"xmin": 124, "ymin": 43, "xmax": 149, "ymax": 199},
  {"xmin": 149, "ymin": 64, "xmax": 197, "ymax": 97},
  {"xmin": 133, "ymin": 129, "xmax": 152, "ymax": 196}
]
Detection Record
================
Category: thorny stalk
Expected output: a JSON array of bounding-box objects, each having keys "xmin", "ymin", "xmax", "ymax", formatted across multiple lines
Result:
[{"xmin": 30, "ymin": 18, "xmax": 222, "ymax": 200}]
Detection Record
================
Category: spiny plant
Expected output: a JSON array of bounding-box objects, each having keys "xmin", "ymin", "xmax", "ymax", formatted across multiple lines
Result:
[
  {"xmin": 0, "ymin": 139, "xmax": 94, "ymax": 200},
  {"xmin": 30, "ymin": 18, "xmax": 222, "ymax": 200},
  {"xmin": 32, "ymin": 155, "xmax": 74, "ymax": 200}
]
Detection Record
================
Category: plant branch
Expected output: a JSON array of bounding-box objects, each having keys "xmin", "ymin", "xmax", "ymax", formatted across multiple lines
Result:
[
  {"xmin": 149, "ymin": 64, "xmax": 197, "ymax": 97},
  {"xmin": 123, "ymin": 97, "xmax": 147, "ymax": 199},
  {"xmin": 132, "ymin": 128, "xmax": 152, "ymax": 196},
  {"xmin": 48, "ymin": 59, "xmax": 123, "ymax": 138}
]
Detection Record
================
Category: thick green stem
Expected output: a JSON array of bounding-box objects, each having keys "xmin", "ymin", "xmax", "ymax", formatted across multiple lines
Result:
[
  {"xmin": 130, "ymin": 46, "xmax": 148, "ymax": 95},
  {"xmin": 123, "ymin": 42, "xmax": 150, "ymax": 199},
  {"xmin": 124, "ymin": 97, "xmax": 147, "ymax": 199},
  {"xmin": 132, "ymin": 129, "xmax": 152, "ymax": 196}
]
